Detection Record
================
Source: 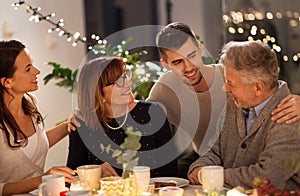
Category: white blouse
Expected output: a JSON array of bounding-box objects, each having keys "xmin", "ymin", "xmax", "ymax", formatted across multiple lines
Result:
[
  {"xmin": 21, "ymin": 132, "xmax": 38, "ymax": 159},
  {"xmin": 0, "ymin": 116, "xmax": 49, "ymax": 196}
]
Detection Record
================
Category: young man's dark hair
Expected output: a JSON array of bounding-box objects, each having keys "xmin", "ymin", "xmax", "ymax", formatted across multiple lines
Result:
[{"xmin": 156, "ymin": 22, "xmax": 199, "ymax": 62}]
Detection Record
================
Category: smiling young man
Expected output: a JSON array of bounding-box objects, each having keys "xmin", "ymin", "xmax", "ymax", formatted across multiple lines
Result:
[
  {"xmin": 147, "ymin": 22, "xmax": 226, "ymax": 178},
  {"xmin": 147, "ymin": 22, "xmax": 300, "ymax": 179},
  {"xmin": 188, "ymin": 41, "xmax": 300, "ymax": 190}
]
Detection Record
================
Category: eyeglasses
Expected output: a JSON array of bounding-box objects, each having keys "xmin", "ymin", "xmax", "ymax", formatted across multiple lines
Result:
[{"xmin": 106, "ymin": 70, "xmax": 132, "ymax": 88}]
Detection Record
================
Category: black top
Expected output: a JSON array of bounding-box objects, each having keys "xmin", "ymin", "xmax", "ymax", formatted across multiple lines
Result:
[{"xmin": 67, "ymin": 101, "xmax": 178, "ymax": 177}]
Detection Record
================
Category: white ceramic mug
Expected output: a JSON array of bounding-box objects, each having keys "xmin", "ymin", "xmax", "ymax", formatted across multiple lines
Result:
[
  {"xmin": 198, "ymin": 166, "xmax": 224, "ymax": 192},
  {"xmin": 38, "ymin": 174, "xmax": 65, "ymax": 196},
  {"xmin": 133, "ymin": 166, "xmax": 151, "ymax": 193},
  {"xmin": 76, "ymin": 165, "xmax": 101, "ymax": 190}
]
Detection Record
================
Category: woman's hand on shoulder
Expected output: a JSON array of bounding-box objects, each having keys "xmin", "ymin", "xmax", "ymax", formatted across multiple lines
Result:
[
  {"xmin": 44, "ymin": 166, "xmax": 75, "ymax": 183},
  {"xmin": 67, "ymin": 108, "xmax": 84, "ymax": 132}
]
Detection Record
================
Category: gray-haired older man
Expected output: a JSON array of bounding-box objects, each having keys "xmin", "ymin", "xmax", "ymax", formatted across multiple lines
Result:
[
  {"xmin": 188, "ymin": 41, "xmax": 300, "ymax": 190},
  {"xmin": 147, "ymin": 22, "xmax": 300, "ymax": 179}
]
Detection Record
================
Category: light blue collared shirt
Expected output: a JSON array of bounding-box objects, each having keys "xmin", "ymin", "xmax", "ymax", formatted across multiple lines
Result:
[{"xmin": 245, "ymin": 89, "xmax": 275, "ymax": 134}]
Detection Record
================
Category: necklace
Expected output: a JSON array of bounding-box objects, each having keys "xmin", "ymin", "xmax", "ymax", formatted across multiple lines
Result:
[{"xmin": 104, "ymin": 111, "xmax": 128, "ymax": 130}]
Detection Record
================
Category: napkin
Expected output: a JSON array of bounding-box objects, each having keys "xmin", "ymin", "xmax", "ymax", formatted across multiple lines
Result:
[{"xmin": 226, "ymin": 189, "xmax": 248, "ymax": 196}]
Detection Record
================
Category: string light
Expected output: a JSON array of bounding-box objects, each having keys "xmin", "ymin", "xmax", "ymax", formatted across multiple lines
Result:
[
  {"xmin": 223, "ymin": 9, "xmax": 300, "ymax": 64},
  {"xmin": 11, "ymin": 0, "xmax": 93, "ymax": 47},
  {"xmin": 11, "ymin": 0, "xmax": 155, "ymax": 88}
]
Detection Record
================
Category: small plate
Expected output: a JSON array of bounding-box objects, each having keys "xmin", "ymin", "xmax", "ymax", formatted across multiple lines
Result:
[{"xmin": 150, "ymin": 177, "xmax": 189, "ymax": 190}]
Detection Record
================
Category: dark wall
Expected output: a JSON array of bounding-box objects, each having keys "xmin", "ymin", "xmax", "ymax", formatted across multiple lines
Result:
[{"xmin": 84, "ymin": 0, "xmax": 159, "ymax": 61}]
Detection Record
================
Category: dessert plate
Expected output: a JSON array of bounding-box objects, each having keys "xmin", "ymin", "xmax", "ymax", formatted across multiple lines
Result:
[{"xmin": 150, "ymin": 177, "xmax": 189, "ymax": 190}]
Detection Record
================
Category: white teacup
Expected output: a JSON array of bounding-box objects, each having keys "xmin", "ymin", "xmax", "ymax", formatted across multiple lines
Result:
[
  {"xmin": 133, "ymin": 166, "xmax": 151, "ymax": 193},
  {"xmin": 198, "ymin": 166, "xmax": 224, "ymax": 192},
  {"xmin": 76, "ymin": 165, "xmax": 101, "ymax": 190},
  {"xmin": 38, "ymin": 174, "xmax": 65, "ymax": 196}
]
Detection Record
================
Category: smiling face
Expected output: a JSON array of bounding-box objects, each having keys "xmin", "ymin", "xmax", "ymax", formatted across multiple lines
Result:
[
  {"xmin": 5, "ymin": 48, "xmax": 40, "ymax": 95},
  {"xmin": 162, "ymin": 38, "xmax": 204, "ymax": 89},
  {"xmin": 223, "ymin": 66, "xmax": 258, "ymax": 108},
  {"xmin": 103, "ymin": 71, "xmax": 135, "ymax": 109},
  {"xmin": 78, "ymin": 57, "xmax": 136, "ymax": 128}
]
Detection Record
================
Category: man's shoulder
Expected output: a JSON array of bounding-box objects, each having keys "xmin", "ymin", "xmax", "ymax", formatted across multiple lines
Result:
[
  {"xmin": 213, "ymin": 64, "xmax": 225, "ymax": 77},
  {"xmin": 149, "ymin": 71, "xmax": 179, "ymax": 94},
  {"xmin": 157, "ymin": 71, "xmax": 177, "ymax": 82},
  {"xmin": 267, "ymin": 81, "xmax": 290, "ymax": 107}
]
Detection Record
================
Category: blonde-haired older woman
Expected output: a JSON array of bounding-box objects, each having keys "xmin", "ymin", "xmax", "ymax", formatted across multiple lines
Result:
[{"xmin": 67, "ymin": 56, "xmax": 178, "ymax": 178}]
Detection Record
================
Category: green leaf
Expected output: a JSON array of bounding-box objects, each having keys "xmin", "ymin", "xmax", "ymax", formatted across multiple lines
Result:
[
  {"xmin": 112, "ymin": 149, "xmax": 122, "ymax": 158},
  {"xmin": 55, "ymin": 119, "xmax": 67, "ymax": 126},
  {"xmin": 133, "ymin": 81, "xmax": 155, "ymax": 100},
  {"xmin": 127, "ymin": 158, "xmax": 139, "ymax": 169},
  {"xmin": 202, "ymin": 56, "xmax": 215, "ymax": 64},
  {"xmin": 106, "ymin": 144, "xmax": 111, "ymax": 154},
  {"xmin": 43, "ymin": 61, "xmax": 78, "ymax": 92},
  {"xmin": 100, "ymin": 143, "xmax": 105, "ymax": 152},
  {"xmin": 72, "ymin": 69, "xmax": 79, "ymax": 80},
  {"xmin": 43, "ymin": 73, "xmax": 55, "ymax": 85},
  {"xmin": 47, "ymin": 61, "xmax": 61, "ymax": 69}
]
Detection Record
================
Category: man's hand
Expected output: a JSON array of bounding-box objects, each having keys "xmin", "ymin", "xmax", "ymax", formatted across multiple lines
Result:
[
  {"xmin": 188, "ymin": 167, "xmax": 201, "ymax": 185},
  {"xmin": 101, "ymin": 162, "xmax": 119, "ymax": 177},
  {"xmin": 271, "ymin": 94, "xmax": 300, "ymax": 124}
]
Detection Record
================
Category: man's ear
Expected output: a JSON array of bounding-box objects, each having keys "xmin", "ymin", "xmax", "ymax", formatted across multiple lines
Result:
[
  {"xmin": 160, "ymin": 58, "xmax": 171, "ymax": 70},
  {"xmin": 0, "ymin": 77, "xmax": 13, "ymax": 88},
  {"xmin": 254, "ymin": 81, "xmax": 265, "ymax": 97},
  {"xmin": 198, "ymin": 42, "xmax": 203, "ymax": 56}
]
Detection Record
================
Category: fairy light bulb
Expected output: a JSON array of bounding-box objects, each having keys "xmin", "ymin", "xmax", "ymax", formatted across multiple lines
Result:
[
  {"xmin": 266, "ymin": 12, "xmax": 273, "ymax": 19},
  {"xmin": 228, "ymin": 27, "xmax": 236, "ymax": 34},
  {"xmin": 73, "ymin": 32, "xmax": 80, "ymax": 39},
  {"xmin": 292, "ymin": 54, "xmax": 298, "ymax": 62},
  {"xmin": 58, "ymin": 30, "xmax": 64, "ymax": 36},
  {"xmin": 238, "ymin": 27, "xmax": 244, "ymax": 34},
  {"xmin": 223, "ymin": 15, "xmax": 229, "ymax": 23},
  {"xmin": 67, "ymin": 36, "xmax": 72, "ymax": 42}
]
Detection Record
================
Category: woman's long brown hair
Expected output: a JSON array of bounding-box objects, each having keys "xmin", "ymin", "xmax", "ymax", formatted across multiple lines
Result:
[{"xmin": 0, "ymin": 40, "xmax": 44, "ymax": 148}]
